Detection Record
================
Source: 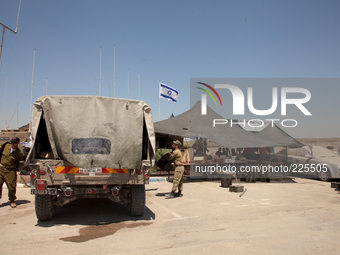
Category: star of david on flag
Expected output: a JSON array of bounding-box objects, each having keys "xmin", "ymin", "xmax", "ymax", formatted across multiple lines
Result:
[{"xmin": 159, "ymin": 83, "xmax": 179, "ymax": 103}]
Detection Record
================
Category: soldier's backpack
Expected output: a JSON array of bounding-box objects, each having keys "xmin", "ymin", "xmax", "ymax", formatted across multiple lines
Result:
[{"xmin": 0, "ymin": 142, "xmax": 10, "ymax": 159}]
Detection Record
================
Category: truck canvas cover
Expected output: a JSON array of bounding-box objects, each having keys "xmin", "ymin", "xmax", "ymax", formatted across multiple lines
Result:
[{"xmin": 26, "ymin": 96, "xmax": 155, "ymax": 169}]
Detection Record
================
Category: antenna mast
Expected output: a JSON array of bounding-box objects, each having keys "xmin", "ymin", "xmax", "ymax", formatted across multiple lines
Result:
[
  {"xmin": 0, "ymin": 0, "xmax": 21, "ymax": 61},
  {"xmin": 108, "ymin": 61, "xmax": 110, "ymax": 97},
  {"xmin": 5, "ymin": 75, "xmax": 7, "ymax": 130},
  {"xmin": 46, "ymin": 77, "xmax": 48, "ymax": 95},
  {"xmin": 99, "ymin": 46, "xmax": 102, "ymax": 96},
  {"xmin": 30, "ymin": 49, "xmax": 36, "ymax": 127},
  {"xmin": 113, "ymin": 44, "xmax": 115, "ymax": 98}
]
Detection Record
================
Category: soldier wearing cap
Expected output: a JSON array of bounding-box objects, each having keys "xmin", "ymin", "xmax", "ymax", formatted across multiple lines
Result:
[
  {"xmin": 0, "ymin": 137, "xmax": 23, "ymax": 208},
  {"xmin": 166, "ymin": 140, "xmax": 184, "ymax": 198}
]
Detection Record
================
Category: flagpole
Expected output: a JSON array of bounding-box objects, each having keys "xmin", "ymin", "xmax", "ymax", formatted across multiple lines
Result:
[
  {"xmin": 159, "ymin": 96, "xmax": 160, "ymax": 121},
  {"xmin": 171, "ymin": 101, "xmax": 177, "ymax": 116},
  {"xmin": 159, "ymin": 83, "xmax": 161, "ymax": 121}
]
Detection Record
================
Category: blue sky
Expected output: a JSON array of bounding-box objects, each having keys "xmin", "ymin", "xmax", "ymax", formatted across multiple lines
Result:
[{"xmin": 0, "ymin": 0, "xmax": 339, "ymax": 138}]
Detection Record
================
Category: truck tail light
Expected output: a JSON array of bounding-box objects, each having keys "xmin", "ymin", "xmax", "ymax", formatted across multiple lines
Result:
[
  {"xmin": 136, "ymin": 170, "xmax": 143, "ymax": 175},
  {"xmin": 145, "ymin": 173, "xmax": 149, "ymax": 179},
  {"xmin": 31, "ymin": 173, "xmax": 36, "ymax": 179},
  {"xmin": 36, "ymin": 180, "xmax": 46, "ymax": 190},
  {"xmin": 39, "ymin": 169, "xmax": 47, "ymax": 175}
]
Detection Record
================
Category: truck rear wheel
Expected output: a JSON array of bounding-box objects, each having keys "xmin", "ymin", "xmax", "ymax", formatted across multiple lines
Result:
[
  {"xmin": 129, "ymin": 185, "xmax": 145, "ymax": 217},
  {"xmin": 35, "ymin": 195, "xmax": 56, "ymax": 221}
]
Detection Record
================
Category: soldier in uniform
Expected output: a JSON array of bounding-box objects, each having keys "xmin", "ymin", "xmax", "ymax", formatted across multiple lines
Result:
[
  {"xmin": 0, "ymin": 137, "xmax": 23, "ymax": 208},
  {"xmin": 192, "ymin": 138, "xmax": 209, "ymax": 156},
  {"xmin": 166, "ymin": 140, "xmax": 184, "ymax": 198}
]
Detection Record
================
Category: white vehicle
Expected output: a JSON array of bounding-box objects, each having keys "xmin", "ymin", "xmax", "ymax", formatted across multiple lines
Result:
[{"xmin": 275, "ymin": 146, "xmax": 340, "ymax": 181}]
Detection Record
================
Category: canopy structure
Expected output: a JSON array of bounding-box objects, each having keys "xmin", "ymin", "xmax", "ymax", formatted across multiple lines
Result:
[{"xmin": 154, "ymin": 101, "xmax": 303, "ymax": 148}]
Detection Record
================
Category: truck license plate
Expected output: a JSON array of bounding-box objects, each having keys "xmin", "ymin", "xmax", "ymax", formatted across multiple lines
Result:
[
  {"xmin": 79, "ymin": 168, "xmax": 102, "ymax": 175},
  {"xmin": 31, "ymin": 189, "xmax": 57, "ymax": 195}
]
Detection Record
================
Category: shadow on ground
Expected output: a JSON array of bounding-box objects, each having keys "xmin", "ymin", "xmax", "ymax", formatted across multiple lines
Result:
[
  {"xmin": 1, "ymin": 199, "xmax": 31, "ymax": 207},
  {"xmin": 36, "ymin": 198, "xmax": 155, "ymax": 228}
]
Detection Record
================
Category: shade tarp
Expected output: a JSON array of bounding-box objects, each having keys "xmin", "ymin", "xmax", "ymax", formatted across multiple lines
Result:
[
  {"xmin": 154, "ymin": 101, "xmax": 303, "ymax": 148},
  {"xmin": 27, "ymin": 96, "xmax": 155, "ymax": 169}
]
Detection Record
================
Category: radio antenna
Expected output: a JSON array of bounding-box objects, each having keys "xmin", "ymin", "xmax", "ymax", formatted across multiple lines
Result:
[{"xmin": 0, "ymin": 0, "xmax": 21, "ymax": 61}]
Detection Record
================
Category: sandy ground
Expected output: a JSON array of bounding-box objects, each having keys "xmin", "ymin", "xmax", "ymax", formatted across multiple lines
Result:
[
  {"xmin": 1, "ymin": 178, "xmax": 340, "ymax": 254},
  {"xmin": 297, "ymin": 138, "xmax": 340, "ymax": 151}
]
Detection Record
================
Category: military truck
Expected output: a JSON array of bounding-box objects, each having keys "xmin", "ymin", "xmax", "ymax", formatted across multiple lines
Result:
[{"xmin": 26, "ymin": 96, "xmax": 155, "ymax": 221}]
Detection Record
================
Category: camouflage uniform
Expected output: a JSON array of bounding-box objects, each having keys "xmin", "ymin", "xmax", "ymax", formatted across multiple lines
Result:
[
  {"xmin": 167, "ymin": 148, "xmax": 184, "ymax": 192},
  {"xmin": 0, "ymin": 143, "xmax": 23, "ymax": 202}
]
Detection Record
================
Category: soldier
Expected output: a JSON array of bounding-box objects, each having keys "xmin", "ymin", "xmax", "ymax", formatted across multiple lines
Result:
[
  {"xmin": 215, "ymin": 147, "xmax": 223, "ymax": 158},
  {"xmin": 0, "ymin": 137, "xmax": 23, "ymax": 208},
  {"xmin": 166, "ymin": 140, "xmax": 184, "ymax": 198},
  {"xmin": 192, "ymin": 138, "xmax": 209, "ymax": 156}
]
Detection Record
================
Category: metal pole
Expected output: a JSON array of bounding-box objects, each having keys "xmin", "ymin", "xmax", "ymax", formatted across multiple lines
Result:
[
  {"xmin": 30, "ymin": 49, "xmax": 36, "ymax": 126},
  {"xmin": 46, "ymin": 77, "xmax": 48, "ymax": 95},
  {"xmin": 99, "ymin": 46, "xmax": 102, "ymax": 96},
  {"xmin": 0, "ymin": 0, "xmax": 21, "ymax": 62},
  {"xmin": 5, "ymin": 75, "xmax": 7, "ymax": 130},
  {"xmin": 0, "ymin": 27, "xmax": 5, "ymax": 61},
  {"xmin": 108, "ymin": 61, "xmax": 110, "ymax": 97},
  {"xmin": 16, "ymin": 83, "xmax": 19, "ymax": 127},
  {"xmin": 127, "ymin": 69, "xmax": 129, "ymax": 99},
  {"xmin": 114, "ymin": 44, "xmax": 115, "ymax": 98},
  {"xmin": 15, "ymin": 0, "xmax": 22, "ymax": 33}
]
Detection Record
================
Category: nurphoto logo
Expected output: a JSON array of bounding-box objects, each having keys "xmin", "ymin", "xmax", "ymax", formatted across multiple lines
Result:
[{"xmin": 196, "ymin": 81, "xmax": 312, "ymax": 128}]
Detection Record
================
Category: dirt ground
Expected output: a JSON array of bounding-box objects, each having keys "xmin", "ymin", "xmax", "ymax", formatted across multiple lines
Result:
[
  {"xmin": 1, "ymin": 178, "xmax": 340, "ymax": 254},
  {"xmin": 297, "ymin": 138, "xmax": 340, "ymax": 151}
]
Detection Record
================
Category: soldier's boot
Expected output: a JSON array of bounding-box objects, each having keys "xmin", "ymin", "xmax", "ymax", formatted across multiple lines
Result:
[
  {"xmin": 10, "ymin": 201, "xmax": 16, "ymax": 208},
  {"xmin": 175, "ymin": 191, "xmax": 182, "ymax": 197},
  {"xmin": 166, "ymin": 191, "xmax": 176, "ymax": 199}
]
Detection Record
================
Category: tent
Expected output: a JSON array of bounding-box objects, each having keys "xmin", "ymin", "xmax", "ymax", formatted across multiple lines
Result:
[{"xmin": 154, "ymin": 101, "xmax": 303, "ymax": 148}]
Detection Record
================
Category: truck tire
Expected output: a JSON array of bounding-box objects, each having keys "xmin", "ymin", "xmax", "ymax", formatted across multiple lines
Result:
[
  {"xmin": 35, "ymin": 195, "xmax": 55, "ymax": 221},
  {"xmin": 129, "ymin": 185, "xmax": 145, "ymax": 217}
]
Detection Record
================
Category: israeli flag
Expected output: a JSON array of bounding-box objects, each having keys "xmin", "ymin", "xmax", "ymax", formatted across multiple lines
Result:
[{"xmin": 159, "ymin": 83, "xmax": 179, "ymax": 103}]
